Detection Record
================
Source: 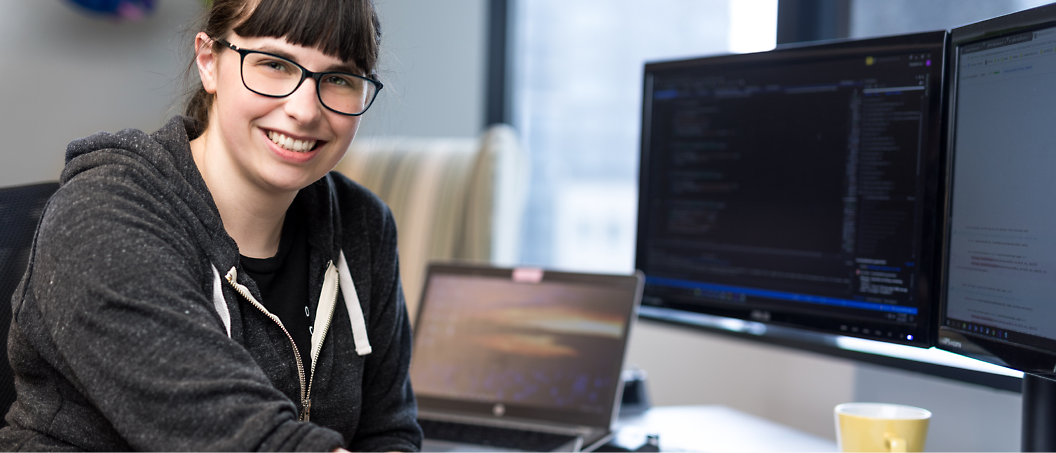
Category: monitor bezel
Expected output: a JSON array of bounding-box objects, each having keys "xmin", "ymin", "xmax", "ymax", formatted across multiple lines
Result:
[
  {"xmin": 937, "ymin": 2, "xmax": 1056, "ymax": 376},
  {"xmin": 635, "ymin": 31, "xmax": 949, "ymax": 349}
]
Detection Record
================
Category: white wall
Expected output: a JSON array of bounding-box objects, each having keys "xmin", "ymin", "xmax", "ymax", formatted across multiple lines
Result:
[
  {"xmin": 0, "ymin": 0, "xmax": 487, "ymax": 189},
  {"xmin": 628, "ymin": 320, "xmax": 1024, "ymax": 450},
  {"xmin": 360, "ymin": 0, "xmax": 487, "ymax": 140},
  {"xmin": 625, "ymin": 320, "xmax": 856, "ymax": 441},
  {"xmin": 0, "ymin": 0, "xmax": 200, "ymax": 187}
]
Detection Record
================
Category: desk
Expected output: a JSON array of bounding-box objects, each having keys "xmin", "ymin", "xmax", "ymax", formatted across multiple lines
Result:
[{"xmin": 612, "ymin": 406, "xmax": 837, "ymax": 452}]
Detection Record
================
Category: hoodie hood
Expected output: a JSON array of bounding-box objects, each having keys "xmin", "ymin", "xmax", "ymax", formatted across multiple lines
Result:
[{"xmin": 62, "ymin": 116, "xmax": 241, "ymax": 274}]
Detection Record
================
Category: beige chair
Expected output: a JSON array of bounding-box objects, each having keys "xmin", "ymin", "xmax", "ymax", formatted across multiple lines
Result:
[{"xmin": 334, "ymin": 125, "xmax": 529, "ymax": 321}]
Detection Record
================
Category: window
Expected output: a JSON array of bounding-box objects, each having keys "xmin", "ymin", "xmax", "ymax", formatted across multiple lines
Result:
[{"xmin": 512, "ymin": 0, "xmax": 777, "ymax": 272}]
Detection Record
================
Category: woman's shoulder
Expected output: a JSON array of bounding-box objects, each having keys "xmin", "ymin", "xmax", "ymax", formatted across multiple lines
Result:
[
  {"xmin": 55, "ymin": 117, "xmax": 212, "ymax": 224},
  {"xmin": 43, "ymin": 117, "xmax": 225, "ymax": 271},
  {"xmin": 63, "ymin": 117, "xmax": 195, "ymax": 183},
  {"xmin": 39, "ymin": 168, "xmax": 218, "ymax": 272},
  {"xmin": 325, "ymin": 170, "xmax": 395, "ymax": 229}
]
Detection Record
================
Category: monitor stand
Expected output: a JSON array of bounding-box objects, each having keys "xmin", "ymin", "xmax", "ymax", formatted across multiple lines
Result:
[{"xmin": 1022, "ymin": 373, "xmax": 1056, "ymax": 451}]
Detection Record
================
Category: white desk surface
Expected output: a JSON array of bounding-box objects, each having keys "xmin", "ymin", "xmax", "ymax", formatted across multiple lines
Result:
[{"xmin": 613, "ymin": 405, "xmax": 837, "ymax": 452}]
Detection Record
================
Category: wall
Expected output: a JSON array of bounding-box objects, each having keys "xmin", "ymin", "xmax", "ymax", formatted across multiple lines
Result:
[
  {"xmin": 0, "ymin": 0, "xmax": 200, "ymax": 188},
  {"xmin": 625, "ymin": 320, "xmax": 857, "ymax": 442},
  {"xmin": 357, "ymin": 0, "xmax": 487, "ymax": 140},
  {"xmin": 629, "ymin": 320, "xmax": 1023, "ymax": 450},
  {"xmin": 0, "ymin": 0, "xmax": 486, "ymax": 189}
]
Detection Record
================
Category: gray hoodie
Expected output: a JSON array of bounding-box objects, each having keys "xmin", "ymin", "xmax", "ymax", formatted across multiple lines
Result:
[{"xmin": 0, "ymin": 116, "xmax": 421, "ymax": 451}]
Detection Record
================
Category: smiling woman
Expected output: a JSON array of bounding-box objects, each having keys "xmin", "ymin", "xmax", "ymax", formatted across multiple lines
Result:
[{"xmin": 0, "ymin": 0, "xmax": 421, "ymax": 451}]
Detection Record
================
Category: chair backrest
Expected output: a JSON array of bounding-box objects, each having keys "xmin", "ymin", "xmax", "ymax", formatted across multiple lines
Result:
[
  {"xmin": 334, "ymin": 125, "xmax": 529, "ymax": 320},
  {"xmin": 0, "ymin": 182, "xmax": 59, "ymax": 424}
]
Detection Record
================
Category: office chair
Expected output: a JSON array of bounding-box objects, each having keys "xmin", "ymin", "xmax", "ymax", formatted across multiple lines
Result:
[{"xmin": 0, "ymin": 182, "xmax": 59, "ymax": 425}]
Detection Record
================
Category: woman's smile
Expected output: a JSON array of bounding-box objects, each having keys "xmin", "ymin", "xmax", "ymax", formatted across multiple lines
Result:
[
  {"xmin": 259, "ymin": 126, "xmax": 325, "ymax": 164},
  {"xmin": 265, "ymin": 129, "xmax": 319, "ymax": 153}
]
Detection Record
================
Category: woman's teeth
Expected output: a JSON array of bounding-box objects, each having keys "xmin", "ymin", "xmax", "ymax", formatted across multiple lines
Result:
[{"xmin": 267, "ymin": 131, "xmax": 317, "ymax": 152}]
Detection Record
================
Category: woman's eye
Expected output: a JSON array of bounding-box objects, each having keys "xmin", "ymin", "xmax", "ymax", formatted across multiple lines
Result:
[
  {"xmin": 325, "ymin": 76, "xmax": 348, "ymax": 86},
  {"xmin": 258, "ymin": 59, "xmax": 293, "ymax": 73}
]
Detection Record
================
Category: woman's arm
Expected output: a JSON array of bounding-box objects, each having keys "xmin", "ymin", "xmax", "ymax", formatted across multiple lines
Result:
[
  {"xmin": 341, "ymin": 196, "xmax": 422, "ymax": 452},
  {"xmin": 9, "ymin": 172, "xmax": 344, "ymax": 451}
]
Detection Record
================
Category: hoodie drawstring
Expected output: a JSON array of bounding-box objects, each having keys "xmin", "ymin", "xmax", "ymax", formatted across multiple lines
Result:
[{"xmin": 210, "ymin": 252, "xmax": 372, "ymax": 356}]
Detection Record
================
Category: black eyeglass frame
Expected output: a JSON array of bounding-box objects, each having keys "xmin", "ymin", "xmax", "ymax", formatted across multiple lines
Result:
[{"xmin": 216, "ymin": 38, "xmax": 383, "ymax": 116}]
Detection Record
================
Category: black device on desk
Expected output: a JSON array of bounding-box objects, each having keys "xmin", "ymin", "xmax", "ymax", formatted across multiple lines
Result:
[
  {"xmin": 934, "ymin": 3, "xmax": 1056, "ymax": 450},
  {"xmin": 635, "ymin": 31, "xmax": 948, "ymax": 348},
  {"xmin": 411, "ymin": 263, "xmax": 644, "ymax": 452}
]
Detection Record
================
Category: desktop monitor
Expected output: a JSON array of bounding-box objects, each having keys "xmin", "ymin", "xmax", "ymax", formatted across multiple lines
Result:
[
  {"xmin": 937, "ymin": 2, "xmax": 1056, "ymax": 379},
  {"xmin": 936, "ymin": 4, "xmax": 1056, "ymax": 449},
  {"xmin": 636, "ymin": 31, "xmax": 948, "ymax": 348}
]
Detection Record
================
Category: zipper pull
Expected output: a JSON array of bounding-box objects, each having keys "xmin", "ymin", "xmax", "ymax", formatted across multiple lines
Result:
[{"xmin": 301, "ymin": 398, "xmax": 311, "ymax": 422}]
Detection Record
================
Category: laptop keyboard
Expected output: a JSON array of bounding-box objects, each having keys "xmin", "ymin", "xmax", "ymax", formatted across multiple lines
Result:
[{"xmin": 418, "ymin": 418, "xmax": 579, "ymax": 451}]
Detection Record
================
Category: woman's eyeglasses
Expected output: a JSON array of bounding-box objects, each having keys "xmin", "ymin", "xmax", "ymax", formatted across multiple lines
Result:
[{"xmin": 216, "ymin": 38, "xmax": 383, "ymax": 116}]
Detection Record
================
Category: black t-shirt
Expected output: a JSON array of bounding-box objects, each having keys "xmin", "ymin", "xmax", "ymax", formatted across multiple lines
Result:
[{"xmin": 240, "ymin": 204, "xmax": 314, "ymax": 381}]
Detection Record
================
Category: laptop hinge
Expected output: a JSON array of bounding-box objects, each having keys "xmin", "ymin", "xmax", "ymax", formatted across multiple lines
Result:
[{"xmin": 418, "ymin": 409, "xmax": 595, "ymax": 436}]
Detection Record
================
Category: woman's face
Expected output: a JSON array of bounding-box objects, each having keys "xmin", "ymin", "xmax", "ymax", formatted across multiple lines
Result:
[{"xmin": 196, "ymin": 32, "xmax": 362, "ymax": 194}]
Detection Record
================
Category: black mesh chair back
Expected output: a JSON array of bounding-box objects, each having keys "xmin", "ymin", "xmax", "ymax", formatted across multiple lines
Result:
[{"xmin": 0, "ymin": 182, "xmax": 59, "ymax": 424}]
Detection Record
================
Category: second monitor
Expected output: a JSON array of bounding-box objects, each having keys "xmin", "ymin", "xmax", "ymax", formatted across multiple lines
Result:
[{"xmin": 636, "ymin": 31, "xmax": 948, "ymax": 347}]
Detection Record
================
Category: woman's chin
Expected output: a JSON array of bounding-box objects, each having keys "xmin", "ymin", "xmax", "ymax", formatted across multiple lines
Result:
[{"xmin": 259, "ymin": 169, "xmax": 322, "ymax": 193}]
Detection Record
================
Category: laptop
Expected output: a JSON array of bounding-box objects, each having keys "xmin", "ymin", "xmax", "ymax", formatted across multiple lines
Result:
[{"xmin": 411, "ymin": 263, "xmax": 644, "ymax": 452}]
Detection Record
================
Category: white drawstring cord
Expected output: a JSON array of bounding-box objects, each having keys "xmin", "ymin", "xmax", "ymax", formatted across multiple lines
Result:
[
  {"xmin": 337, "ymin": 250, "xmax": 372, "ymax": 356},
  {"xmin": 211, "ymin": 264, "xmax": 232, "ymax": 337},
  {"xmin": 210, "ymin": 253, "xmax": 370, "ymax": 356}
]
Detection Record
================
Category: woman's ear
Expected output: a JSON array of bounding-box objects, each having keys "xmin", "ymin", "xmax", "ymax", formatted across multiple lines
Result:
[{"xmin": 195, "ymin": 32, "xmax": 219, "ymax": 94}]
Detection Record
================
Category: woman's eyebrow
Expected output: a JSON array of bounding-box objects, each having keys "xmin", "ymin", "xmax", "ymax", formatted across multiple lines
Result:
[
  {"xmin": 327, "ymin": 62, "xmax": 362, "ymax": 74},
  {"xmin": 256, "ymin": 45, "xmax": 362, "ymax": 74},
  {"xmin": 256, "ymin": 45, "xmax": 299, "ymax": 62}
]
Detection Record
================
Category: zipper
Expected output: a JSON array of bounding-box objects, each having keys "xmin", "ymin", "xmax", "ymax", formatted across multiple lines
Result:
[
  {"xmin": 305, "ymin": 261, "xmax": 340, "ymax": 421},
  {"xmin": 225, "ymin": 267, "xmax": 309, "ymax": 421}
]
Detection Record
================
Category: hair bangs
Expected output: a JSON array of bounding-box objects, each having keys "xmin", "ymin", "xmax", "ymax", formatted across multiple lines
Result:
[{"xmin": 233, "ymin": 0, "xmax": 380, "ymax": 75}]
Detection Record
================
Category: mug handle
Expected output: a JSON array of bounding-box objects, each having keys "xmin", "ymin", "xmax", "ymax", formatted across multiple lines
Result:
[{"xmin": 885, "ymin": 435, "xmax": 907, "ymax": 453}]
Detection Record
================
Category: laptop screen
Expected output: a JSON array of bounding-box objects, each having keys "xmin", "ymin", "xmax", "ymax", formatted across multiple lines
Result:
[{"xmin": 411, "ymin": 265, "xmax": 642, "ymax": 427}]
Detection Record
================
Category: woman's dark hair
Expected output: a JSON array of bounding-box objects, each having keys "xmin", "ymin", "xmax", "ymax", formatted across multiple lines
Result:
[{"xmin": 184, "ymin": 0, "xmax": 382, "ymax": 124}]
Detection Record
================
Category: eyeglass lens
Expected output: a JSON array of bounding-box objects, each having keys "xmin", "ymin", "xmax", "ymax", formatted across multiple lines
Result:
[{"xmin": 241, "ymin": 52, "xmax": 377, "ymax": 115}]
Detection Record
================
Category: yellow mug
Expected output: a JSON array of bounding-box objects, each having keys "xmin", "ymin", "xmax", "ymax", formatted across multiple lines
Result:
[{"xmin": 835, "ymin": 403, "xmax": 931, "ymax": 452}]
